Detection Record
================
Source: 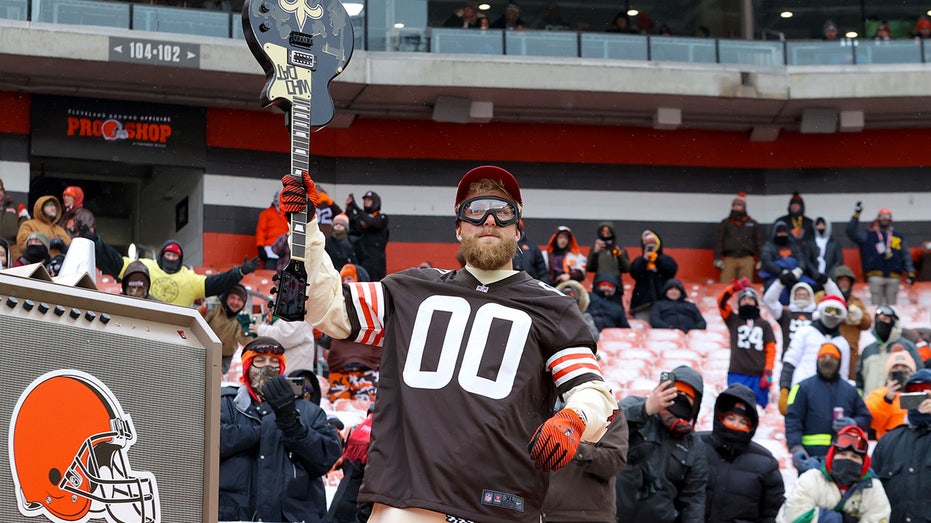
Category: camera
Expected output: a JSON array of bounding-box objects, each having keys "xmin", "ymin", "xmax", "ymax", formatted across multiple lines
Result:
[
  {"xmin": 660, "ymin": 371, "xmax": 675, "ymax": 384},
  {"xmin": 899, "ymin": 392, "xmax": 929, "ymax": 410}
]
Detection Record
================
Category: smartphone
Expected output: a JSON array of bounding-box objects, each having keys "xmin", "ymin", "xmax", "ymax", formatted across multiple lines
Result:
[
  {"xmin": 660, "ymin": 371, "xmax": 675, "ymax": 384},
  {"xmin": 288, "ymin": 377, "xmax": 305, "ymax": 397},
  {"xmin": 890, "ymin": 370, "xmax": 908, "ymax": 388},
  {"xmin": 899, "ymin": 392, "xmax": 929, "ymax": 410}
]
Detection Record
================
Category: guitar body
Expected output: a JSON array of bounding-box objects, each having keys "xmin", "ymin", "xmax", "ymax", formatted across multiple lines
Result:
[{"xmin": 243, "ymin": 0, "xmax": 353, "ymax": 321}]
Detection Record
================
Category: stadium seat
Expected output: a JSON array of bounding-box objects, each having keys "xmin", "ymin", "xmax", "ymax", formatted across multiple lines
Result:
[
  {"xmin": 646, "ymin": 328, "xmax": 687, "ymax": 343},
  {"xmin": 599, "ymin": 328, "xmax": 643, "ymax": 346}
]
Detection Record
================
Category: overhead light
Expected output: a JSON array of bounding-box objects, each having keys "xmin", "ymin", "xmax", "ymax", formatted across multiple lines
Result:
[
  {"xmin": 845, "ymin": 31, "xmax": 858, "ymax": 38},
  {"xmin": 927, "ymin": 9, "xmax": 931, "ymax": 16},
  {"xmin": 478, "ymin": 3, "xmax": 491, "ymax": 10},
  {"xmin": 342, "ymin": 2, "xmax": 363, "ymax": 17},
  {"xmin": 780, "ymin": 11, "xmax": 793, "ymax": 18},
  {"xmin": 393, "ymin": 22, "xmax": 405, "ymax": 29},
  {"xmin": 627, "ymin": 9, "xmax": 639, "ymax": 16}
]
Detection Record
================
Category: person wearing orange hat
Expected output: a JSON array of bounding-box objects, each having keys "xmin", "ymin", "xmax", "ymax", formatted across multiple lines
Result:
[
  {"xmin": 865, "ymin": 351, "xmax": 917, "ymax": 439},
  {"xmin": 786, "ymin": 343, "xmax": 872, "ymax": 466},
  {"xmin": 846, "ymin": 201, "xmax": 915, "ymax": 305},
  {"xmin": 914, "ymin": 16, "xmax": 931, "ymax": 38},
  {"xmin": 778, "ymin": 426, "xmax": 890, "ymax": 523},
  {"xmin": 279, "ymin": 165, "xmax": 616, "ymax": 523},
  {"xmin": 60, "ymin": 185, "xmax": 95, "ymax": 239},
  {"xmin": 219, "ymin": 336, "xmax": 342, "ymax": 523}
]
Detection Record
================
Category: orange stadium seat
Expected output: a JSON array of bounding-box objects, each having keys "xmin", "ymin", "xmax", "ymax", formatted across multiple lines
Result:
[
  {"xmin": 599, "ymin": 327, "xmax": 643, "ymax": 346},
  {"xmin": 645, "ymin": 328, "xmax": 687, "ymax": 343}
]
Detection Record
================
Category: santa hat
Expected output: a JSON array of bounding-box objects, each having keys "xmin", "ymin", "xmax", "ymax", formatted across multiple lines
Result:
[{"xmin": 816, "ymin": 294, "xmax": 847, "ymax": 319}]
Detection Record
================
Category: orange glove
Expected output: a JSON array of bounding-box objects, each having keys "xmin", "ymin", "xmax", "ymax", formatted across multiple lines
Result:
[
  {"xmin": 280, "ymin": 171, "xmax": 319, "ymax": 214},
  {"xmin": 528, "ymin": 409, "xmax": 584, "ymax": 472}
]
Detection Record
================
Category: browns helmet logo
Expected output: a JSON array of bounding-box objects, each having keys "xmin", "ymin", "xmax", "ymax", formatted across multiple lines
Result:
[{"xmin": 8, "ymin": 370, "xmax": 161, "ymax": 523}]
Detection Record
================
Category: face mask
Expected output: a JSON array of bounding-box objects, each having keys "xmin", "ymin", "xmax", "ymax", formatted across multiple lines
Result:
[
  {"xmin": 818, "ymin": 358, "xmax": 840, "ymax": 379},
  {"xmin": 331, "ymin": 228, "xmax": 348, "ymax": 240},
  {"xmin": 875, "ymin": 321, "xmax": 893, "ymax": 342},
  {"xmin": 738, "ymin": 304, "xmax": 760, "ymax": 319},
  {"xmin": 774, "ymin": 235, "xmax": 789, "ymax": 246},
  {"xmin": 831, "ymin": 458, "xmax": 863, "ymax": 487},
  {"xmin": 729, "ymin": 209, "xmax": 746, "ymax": 219},
  {"xmin": 248, "ymin": 364, "xmax": 280, "ymax": 400},
  {"xmin": 667, "ymin": 394, "xmax": 693, "ymax": 420},
  {"xmin": 820, "ymin": 315, "xmax": 842, "ymax": 329},
  {"xmin": 159, "ymin": 255, "xmax": 181, "ymax": 274},
  {"xmin": 23, "ymin": 244, "xmax": 49, "ymax": 263}
]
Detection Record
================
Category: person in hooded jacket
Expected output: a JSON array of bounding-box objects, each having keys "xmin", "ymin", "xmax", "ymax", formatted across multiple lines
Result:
[
  {"xmin": 811, "ymin": 215, "xmax": 842, "ymax": 285},
  {"xmin": 650, "ymin": 278, "xmax": 706, "ymax": 333},
  {"xmin": 512, "ymin": 221, "xmax": 548, "ymax": 281},
  {"xmin": 856, "ymin": 305, "xmax": 922, "ymax": 397},
  {"xmin": 872, "ymin": 368, "xmax": 931, "ymax": 523},
  {"xmin": 0, "ymin": 237, "xmax": 10, "ymax": 269},
  {"xmin": 816, "ymin": 266, "xmax": 872, "ymax": 380},
  {"xmin": 345, "ymin": 191, "xmax": 388, "ymax": 281},
  {"xmin": 545, "ymin": 225, "xmax": 586, "ymax": 286},
  {"xmin": 14, "ymin": 195, "xmax": 70, "ymax": 260},
  {"xmin": 0, "ymin": 178, "xmax": 29, "ymax": 250},
  {"xmin": 629, "ymin": 229, "xmax": 678, "ymax": 321},
  {"xmin": 586, "ymin": 221, "xmax": 630, "ymax": 289},
  {"xmin": 12, "ymin": 231, "xmax": 51, "ymax": 268},
  {"xmin": 325, "ymin": 212, "xmax": 362, "ymax": 271},
  {"xmin": 700, "ymin": 384, "xmax": 784, "ymax": 523},
  {"xmin": 847, "ymin": 203, "xmax": 914, "ymax": 305},
  {"xmin": 774, "ymin": 192, "xmax": 816, "ymax": 254},
  {"xmin": 200, "ymin": 283, "xmax": 254, "ymax": 374},
  {"xmin": 60, "ymin": 186, "xmax": 96, "ymax": 239},
  {"xmin": 88, "ymin": 233, "xmax": 259, "ymax": 307},
  {"xmin": 786, "ymin": 343, "xmax": 872, "ymax": 462},
  {"xmin": 586, "ymin": 273, "xmax": 630, "ymax": 331},
  {"xmin": 759, "ymin": 220, "xmax": 817, "ymax": 305},
  {"xmin": 779, "ymin": 295, "xmax": 851, "ymax": 415},
  {"xmin": 778, "ymin": 425, "xmax": 890, "ymax": 523},
  {"xmin": 763, "ymin": 279, "xmax": 815, "ymax": 356},
  {"xmin": 219, "ymin": 337, "xmax": 342, "ymax": 523},
  {"xmin": 719, "ymin": 280, "xmax": 777, "ymax": 408},
  {"xmin": 120, "ymin": 260, "xmax": 159, "ymax": 301},
  {"xmin": 865, "ymin": 351, "xmax": 917, "ymax": 440},
  {"xmin": 616, "ymin": 365, "xmax": 708, "ymax": 523},
  {"xmin": 556, "ymin": 279, "xmax": 601, "ymax": 341}
]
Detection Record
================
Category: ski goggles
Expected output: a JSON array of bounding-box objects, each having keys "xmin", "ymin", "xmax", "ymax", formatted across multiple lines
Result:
[
  {"xmin": 833, "ymin": 432, "xmax": 868, "ymax": 455},
  {"xmin": 822, "ymin": 305, "xmax": 845, "ymax": 318},
  {"xmin": 244, "ymin": 341, "xmax": 285, "ymax": 356},
  {"xmin": 456, "ymin": 196, "xmax": 520, "ymax": 227}
]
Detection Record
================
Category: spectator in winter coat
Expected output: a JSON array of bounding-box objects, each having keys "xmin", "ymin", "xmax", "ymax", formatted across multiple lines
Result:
[
  {"xmin": 811, "ymin": 215, "xmax": 843, "ymax": 283},
  {"xmin": 345, "ymin": 191, "xmax": 389, "ymax": 281},
  {"xmin": 12, "ymin": 231, "xmax": 51, "ymax": 268},
  {"xmin": 650, "ymin": 278, "xmax": 706, "ymax": 333},
  {"xmin": 325, "ymin": 213, "xmax": 361, "ymax": 271},
  {"xmin": 586, "ymin": 273, "xmax": 630, "ymax": 331},
  {"xmin": 544, "ymin": 225, "xmax": 586, "ymax": 286},
  {"xmin": 713, "ymin": 192, "xmax": 763, "ymax": 283},
  {"xmin": 586, "ymin": 221, "xmax": 630, "ymax": 291},
  {"xmin": 856, "ymin": 305, "xmax": 922, "ymax": 396},
  {"xmin": 774, "ymin": 191, "xmax": 816, "ymax": 253},
  {"xmin": 778, "ymin": 426, "xmax": 890, "ymax": 523},
  {"xmin": 700, "ymin": 384, "xmax": 784, "ymax": 523},
  {"xmin": 60, "ymin": 186, "xmax": 96, "ymax": 239},
  {"xmin": 629, "ymin": 229, "xmax": 677, "ymax": 321},
  {"xmin": 872, "ymin": 368, "xmax": 931, "ymax": 523},
  {"xmin": 816, "ymin": 265, "xmax": 872, "ymax": 380},
  {"xmin": 513, "ymin": 222, "xmax": 548, "ymax": 281},
  {"xmin": 219, "ymin": 337, "xmax": 342, "ymax": 523},
  {"xmin": 556, "ymin": 279, "xmax": 601, "ymax": 342},
  {"xmin": 718, "ymin": 280, "xmax": 777, "ymax": 408},
  {"xmin": 14, "ymin": 195, "xmax": 70, "ymax": 260},
  {"xmin": 779, "ymin": 295, "xmax": 851, "ymax": 414},
  {"xmin": 759, "ymin": 220, "xmax": 817, "ymax": 305},
  {"xmin": 256, "ymin": 191, "xmax": 289, "ymax": 270},
  {"xmin": 616, "ymin": 366, "xmax": 708, "ymax": 523},
  {"xmin": 846, "ymin": 203, "xmax": 915, "ymax": 305},
  {"xmin": 786, "ymin": 343, "xmax": 872, "ymax": 462},
  {"xmin": 0, "ymin": 178, "xmax": 29, "ymax": 250},
  {"xmin": 120, "ymin": 260, "xmax": 159, "ymax": 301},
  {"xmin": 200, "ymin": 283, "xmax": 254, "ymax": 374},
  {"xmin": 763, "ymin": 280, "xmax": 815, "ymax": 356},
  {"xmin": 865, "ymin": 351, "xmax": 917, "ymax": 439},
  {"xmin": 543, "ymin": 402, "xmax": 628, "ymax": 523}
]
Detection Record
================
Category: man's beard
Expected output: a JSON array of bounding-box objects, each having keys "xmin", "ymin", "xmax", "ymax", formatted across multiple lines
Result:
[{"xmin": 460, "ymin": 229, "xmax": 517, "ymax": 271}]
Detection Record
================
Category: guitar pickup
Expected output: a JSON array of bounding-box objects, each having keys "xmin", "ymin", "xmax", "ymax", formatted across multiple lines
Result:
[
  {"xmin": 289, "ymin": 32, "xmax": 313, "ymax": 49},
  {"xmin": 291, "ymin": 50, "xmax": 317, "ymax": 70}
]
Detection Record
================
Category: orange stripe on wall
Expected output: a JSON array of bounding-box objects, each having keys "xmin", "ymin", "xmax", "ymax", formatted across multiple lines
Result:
[
  {"xmin": 0, "ymin": 91, "xmax": 30, "ymax": 135},
  {"xmin": 207, "ymin": 108, "xmax": 931, "ymax": 169}
]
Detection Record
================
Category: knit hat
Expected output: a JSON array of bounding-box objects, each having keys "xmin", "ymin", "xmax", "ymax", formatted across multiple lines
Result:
[
  {"xmin": 817, "ymin": 294, "xmax": 848, "ymax": 318},
  {"xmin": 737, "ymin": 287, "xmax": 759, "ymax": 305},
  {"xmin": 161, "ymin": 241, "xmax": 183, "ymax": 258},
  {"xmin": 886, "ymin": 350, "xmax": 917, "ymax": 374},
  {"xmin": 877, "ymin": 208, "xmax": 893, "ymax": 221},
  {"xmin": 240, "ymin": 337, "xmax": 287, "ymax": 383},
  {"xmin": 823, "ymin": 20, "xmax": 838, "ymax": 32},
  {"xmin": 789, "ymin": 191, "xmax": 804, "ymax": 207},
  {"xmin": 333, "ymin": 213, "xmax": 350, "ymax": 228},
  {"xmin": 732, "ymin": 192, "xmax": 747, "ymax": 207},
  {"xmin": 918, "ymin": 18, "xmax": 931, "ymax": 30},
  {"xmin": 506, "ymin": 2, "xmax": 520, "ymax": 14},
  {"xmin": 26, "ymin": 232, "xmax": 50, "ymax": 249},
  {"xmin": 340, "ymin": 263, "xmax": 358, "ymax": 282},
  {"xmin": 674, "ymin": 380, "xmax": 697, "ymax": 399},
  {"xmin": 226, "ymin": 283, "xmax": 248, "ymax": 302},
  {"xmin": 818, "ymin": 342, "xmax": 842, "ymax": 361}
]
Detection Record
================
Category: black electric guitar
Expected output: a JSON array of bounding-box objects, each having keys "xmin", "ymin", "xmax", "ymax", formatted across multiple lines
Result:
[{"xmin": 242, "ymin": 0, "xmax": 353, "ymax": 321}]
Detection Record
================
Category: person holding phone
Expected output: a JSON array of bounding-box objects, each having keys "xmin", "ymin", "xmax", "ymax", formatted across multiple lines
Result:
[
  {"xmin": 865, "ymin": 351, "xmax": 917, "ymax": 439},
  {"xmin": 871, "ymin": 369, "xmax": 931, "ymax": 522}
]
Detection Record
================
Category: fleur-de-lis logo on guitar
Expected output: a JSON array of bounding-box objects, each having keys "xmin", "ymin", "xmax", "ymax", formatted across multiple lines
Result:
[
  {"xmin": 243, "ymin": 0, "xmax": 353, "ymax": 320},
  {"xmin": 278, "ymin": 0, "xmax": 323, "ymax": 31}
]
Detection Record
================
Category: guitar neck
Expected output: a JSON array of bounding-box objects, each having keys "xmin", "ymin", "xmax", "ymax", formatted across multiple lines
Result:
[{"xmin": 288, "ymin": 96, "xmax": 311, "ymax": 261}]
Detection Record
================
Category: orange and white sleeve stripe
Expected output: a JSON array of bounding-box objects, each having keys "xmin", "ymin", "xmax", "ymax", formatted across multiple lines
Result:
[
  {"xmin": 546, "ymin": 347, "xmax": 604, "ymax": 389},
  {"xmin": 346, "ymin": 282, "xmax": 386, "ymax": 347}
]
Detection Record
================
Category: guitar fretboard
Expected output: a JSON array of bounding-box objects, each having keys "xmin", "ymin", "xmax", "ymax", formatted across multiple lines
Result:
[{"xmin": 289, "ymin": 96, "xmax": 311, "ymax": 261}]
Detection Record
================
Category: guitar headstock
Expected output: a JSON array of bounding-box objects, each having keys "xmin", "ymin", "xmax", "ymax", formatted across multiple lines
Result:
[{"xmin": 242, "ymin": 0, "xmax": 354, "ymax": 127}]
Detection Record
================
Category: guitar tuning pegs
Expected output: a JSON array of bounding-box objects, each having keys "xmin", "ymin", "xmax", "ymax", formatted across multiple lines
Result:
[
  {"xmin": 259, "ymin": 1, "xmax": 272, "ymax": 12},
  {"xmin": 268, "ymin": 300, "xmax": 275, "ymax": 309},
  {"xmin": 270, "ymin": 286, "xmax": 277, "ymax": 295},
  {"xmin": 259, "ymin": 22, "xmax": 272, "ymax": 32},
  {"xmin": 272, "ymin": 273, "xmax": 279, "ymax": 282}
]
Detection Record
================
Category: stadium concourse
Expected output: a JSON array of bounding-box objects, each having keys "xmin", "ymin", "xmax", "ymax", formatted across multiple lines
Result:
[{"xmin": 97, "ymin": 267, "xmax": 931, "ymax": 493}]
